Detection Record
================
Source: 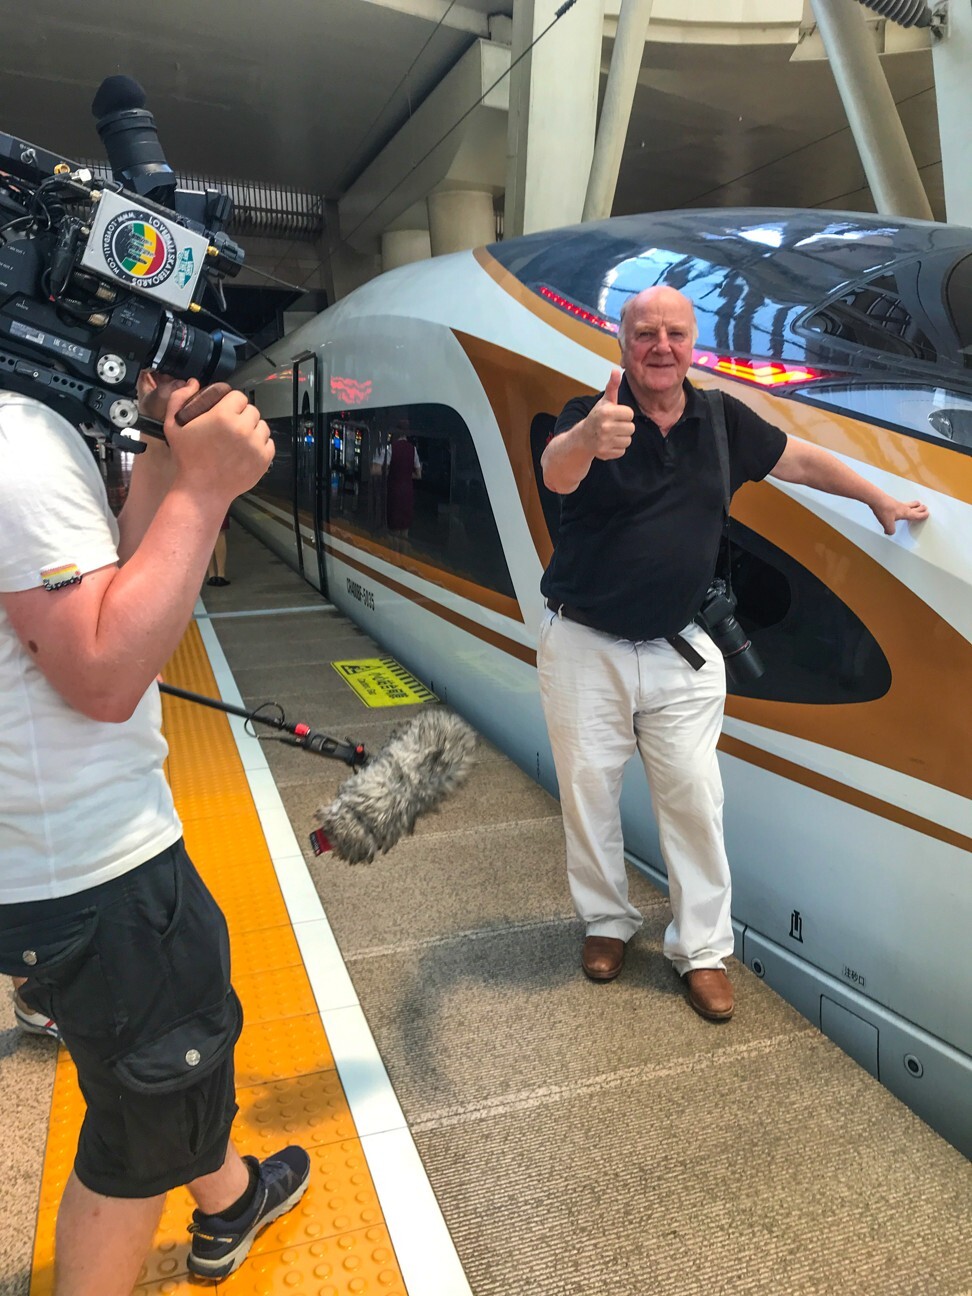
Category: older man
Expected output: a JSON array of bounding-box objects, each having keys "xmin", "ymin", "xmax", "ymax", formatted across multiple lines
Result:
[{"xmin": 538, "ymin": 285, "xmax": 927, "ymax": 1020}]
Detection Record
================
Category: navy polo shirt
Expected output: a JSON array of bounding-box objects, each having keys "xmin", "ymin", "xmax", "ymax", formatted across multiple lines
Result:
[{"xmin": 540, "ymin": 375, "xmax": 787, "ymax": 641}]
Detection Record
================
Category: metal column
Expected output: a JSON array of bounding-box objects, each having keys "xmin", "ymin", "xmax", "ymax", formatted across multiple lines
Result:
[
  {"xmin": 932, "ymin": 0, "xmax": 972, "ymax": 225},
  {"xmin": 810, "ymin": 0, "xmax": 933, "ymax": 218},
  {"xmin": 583, "ymin": 0, "xmax": 655, "ymax": 222}
]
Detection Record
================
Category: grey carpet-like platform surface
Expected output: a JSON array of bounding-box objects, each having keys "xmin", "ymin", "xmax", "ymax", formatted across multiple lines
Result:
[
  {"xmin": 1, "ymin": 525, "xmax": 969, "ymax": 1296},
  {"xmin": 213, "ymin": 528, "xmax": 971, "ymax": 1296}
]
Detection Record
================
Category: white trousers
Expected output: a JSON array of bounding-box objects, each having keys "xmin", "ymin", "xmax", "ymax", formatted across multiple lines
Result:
[{"xmin": 537, "ymin": 610, "xmax": 734, "ymax": 974}]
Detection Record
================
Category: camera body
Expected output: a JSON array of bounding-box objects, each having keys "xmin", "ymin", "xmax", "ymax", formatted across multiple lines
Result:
[
  {"xmin": 0, "ymin": 81, "xmax": 244, "ymax": 447},
  {"xmin": 695, "ymin": 577, "xmax": 764, "ymax": 681}
]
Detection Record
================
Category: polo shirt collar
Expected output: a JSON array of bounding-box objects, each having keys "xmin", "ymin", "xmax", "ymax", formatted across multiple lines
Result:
[{"xmin": 618, "ymin": 373, "xmax": 703, "ymax": 425}]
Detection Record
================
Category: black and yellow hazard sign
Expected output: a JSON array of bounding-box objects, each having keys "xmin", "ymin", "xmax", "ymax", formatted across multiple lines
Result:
[{"xmin": 331, "ymin": 656, "xmax": 437, "ymax": 707}]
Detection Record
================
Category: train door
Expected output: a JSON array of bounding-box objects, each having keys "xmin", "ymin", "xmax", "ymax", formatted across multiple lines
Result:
[{"xmin": 291, "ymin": 352, "xmax": 328, "ymax": 595}]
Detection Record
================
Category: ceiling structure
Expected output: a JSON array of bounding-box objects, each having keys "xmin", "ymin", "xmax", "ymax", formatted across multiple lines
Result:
[
  {"xmin": 0, "ymin": 1, "xmax": 943, "ymax": 256},
  {"xmin": 0, "ymin": 1, "xmax": 503, "ymax": 195}
]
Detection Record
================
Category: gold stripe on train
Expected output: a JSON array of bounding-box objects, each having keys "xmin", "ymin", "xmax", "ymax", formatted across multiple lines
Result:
[
  {"xmin": 322, "ymin": 542, "xmax": 535, "ymax": 666},
  {"xmin": 720, "ymin": 734, "xmax": 972, "ymax": 856}
]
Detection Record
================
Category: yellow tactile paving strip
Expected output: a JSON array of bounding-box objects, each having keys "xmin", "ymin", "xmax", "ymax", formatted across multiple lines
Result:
[{"xmin": 29, "ymin": 621, "xmax": 408, "ymax": 1296}]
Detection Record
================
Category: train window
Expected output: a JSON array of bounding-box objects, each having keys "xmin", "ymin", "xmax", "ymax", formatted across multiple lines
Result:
[
  {"xmin": 803, "ymin": 275, "xmax": 938, "ymax": 361},
  {"xmin": 327, "ymin": 403, "xmax": 515, "ymax": 599},
  {"xmin": 793, "ymin": 383, "xmax": 972, "ymax": 455},
  {"xmin": 801, "ymin": 253, "xmax": 972, "ymax": 372},
  {"xmin": 727, "ymin": 522, "xmax": 891, "ymax": 704}
]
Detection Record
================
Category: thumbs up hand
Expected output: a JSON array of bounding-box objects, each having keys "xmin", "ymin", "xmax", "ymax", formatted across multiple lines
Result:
[{"xmin": 588, "ymin": 368, "xmax": 635, "ymax": 460}]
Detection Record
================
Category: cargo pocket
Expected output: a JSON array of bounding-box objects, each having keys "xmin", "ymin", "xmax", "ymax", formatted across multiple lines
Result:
[
  {"xmin": 0, "ymin": 907, "xmax": 99, "ymax": 979},
  {"xmin": 0, "ymin": 907, "xmax": 118, "ymax": 1036},
  {"xmin": 112, "ymin": 989, "xmax": 243, "ymax": 1096}
]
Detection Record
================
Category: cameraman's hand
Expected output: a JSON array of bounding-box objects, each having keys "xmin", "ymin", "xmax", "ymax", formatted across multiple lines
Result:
[
  {"xmin": 588, "ymin": 369, "xmax": 635, "ymax": 460},
  {"xmin": 164, "ymin": 380, "xmax": 274, "ymax": 502}
]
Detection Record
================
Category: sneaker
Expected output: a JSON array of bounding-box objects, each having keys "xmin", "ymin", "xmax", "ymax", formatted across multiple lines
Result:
[
  {"xmin": 187, "ymin": 1146, "xmax": 311, "ymax": 1279},
  {"xmin": 13, "ymin": 992, "xmax": 60, "ymax": 1041}
]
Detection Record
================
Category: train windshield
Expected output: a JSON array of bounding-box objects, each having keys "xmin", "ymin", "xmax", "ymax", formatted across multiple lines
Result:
[{"xmin": 486, "ymin": 216, "xmax": 972, "ymax": 383}]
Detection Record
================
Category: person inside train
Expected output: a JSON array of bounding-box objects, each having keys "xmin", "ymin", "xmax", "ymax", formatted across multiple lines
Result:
[
  {"xmin": 538, "ymin": 285, "xmax": 929, "ymax": 1022},
  {"xmin": 0, "ymin": 369, "xmax": 311, "ymax": 1293}
]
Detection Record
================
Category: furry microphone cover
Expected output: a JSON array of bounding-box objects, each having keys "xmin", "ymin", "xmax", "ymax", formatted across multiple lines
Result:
[{"xmin": 314, "ymin": 708, "xmax": 477, "ymax": 863}]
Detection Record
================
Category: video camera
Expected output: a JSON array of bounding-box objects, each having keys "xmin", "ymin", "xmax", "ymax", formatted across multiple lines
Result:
[{"xmin": 0, "ymin": 76, "xmax": 244, "ymax": 449}]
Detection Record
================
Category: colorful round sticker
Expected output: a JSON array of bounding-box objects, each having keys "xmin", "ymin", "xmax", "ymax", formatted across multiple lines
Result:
[{"xmin": 101, "ymin": 209, "xmax": 177, "ymax": 288}]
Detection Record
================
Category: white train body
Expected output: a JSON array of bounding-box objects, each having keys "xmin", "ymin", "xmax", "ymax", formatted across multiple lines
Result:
[{"xmin": 235, "ymin": 210, "xmax": 972, "ymax": 1156}]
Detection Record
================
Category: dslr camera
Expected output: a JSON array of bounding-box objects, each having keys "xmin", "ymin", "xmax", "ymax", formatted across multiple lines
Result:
[
  {"xmin": 0, "ymin": 76, "xmax": 244, "ymax": 448},
  {"xmin": 695, "ymin": 578, "xmax": 764, "ymax": 682}
]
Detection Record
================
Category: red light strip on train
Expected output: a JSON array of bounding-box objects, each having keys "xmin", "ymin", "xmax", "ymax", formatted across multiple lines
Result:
[
  {"xmin": 539, "ymin": 286, "xmax": 619, "ymax": 333},
  {"xmin": 692, "ymin": 351, "xmax": 828, "ymax": 386}
]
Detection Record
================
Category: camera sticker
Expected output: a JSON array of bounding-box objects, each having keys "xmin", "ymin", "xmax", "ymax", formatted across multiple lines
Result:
[{"xmin": 101, "ymin": 210, "xmax": 177, "ymax": 290}]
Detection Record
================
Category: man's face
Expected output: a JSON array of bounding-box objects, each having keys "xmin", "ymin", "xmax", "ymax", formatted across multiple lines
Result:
[{"xmin": 620, "ymin": 289, "xmax": 696, "ymax": 398}]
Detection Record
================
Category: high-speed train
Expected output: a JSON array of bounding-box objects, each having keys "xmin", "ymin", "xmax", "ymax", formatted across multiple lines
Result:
[{"xmin": 233, "ymin": 209, "xmax": 972, "ymax": 1157}]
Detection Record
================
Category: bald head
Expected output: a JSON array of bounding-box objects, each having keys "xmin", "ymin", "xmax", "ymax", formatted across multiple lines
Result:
[
  {"xmin": 618, "ymin": 286, "xmax": 697, "ymax": 349},
  {"xmin": 617, "ymin": 286, "xmax": 697, "ymax": 405}
]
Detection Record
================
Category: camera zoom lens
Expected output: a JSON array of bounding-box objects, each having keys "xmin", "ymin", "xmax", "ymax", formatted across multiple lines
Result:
[{"xmin": 154, "ymin": 314, "xmax": 236, "ymax": 386}]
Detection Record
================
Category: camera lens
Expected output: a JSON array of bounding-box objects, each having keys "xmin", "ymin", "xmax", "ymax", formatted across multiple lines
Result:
[{"xmin": 153, "ymin": 314, "xmax": 236, "ymax": 385}]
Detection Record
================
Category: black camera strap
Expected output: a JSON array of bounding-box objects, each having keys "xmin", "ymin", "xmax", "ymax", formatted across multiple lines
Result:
[
  {"xmin": 702, "ymin": 388, "xmax": 732, "ymax": 572},
  {"xmin": 666, "ymin": 389, "xmax": 732, "ymax": 673}
]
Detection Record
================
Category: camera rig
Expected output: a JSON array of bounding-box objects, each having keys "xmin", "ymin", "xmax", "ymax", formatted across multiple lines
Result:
[{"xmin": 0, "ymin": 76, "xmax": 244, "ymax": 449}]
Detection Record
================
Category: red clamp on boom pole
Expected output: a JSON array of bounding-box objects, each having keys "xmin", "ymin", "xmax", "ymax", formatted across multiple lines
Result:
[{"xmin": 158, "ymin": 684, "xmax": 368, "ymax": 769}]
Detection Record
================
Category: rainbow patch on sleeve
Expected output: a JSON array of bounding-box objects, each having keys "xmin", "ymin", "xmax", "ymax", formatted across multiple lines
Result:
[{"xmin": 40, "ymin": 562, "xmax": 82, "ymax": 592}]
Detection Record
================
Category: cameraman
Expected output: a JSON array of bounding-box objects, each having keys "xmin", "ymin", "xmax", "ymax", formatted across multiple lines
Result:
[
  {"xmin": 0, "ymin": 375, "xmax": 310, "ymax": 1294},
  {"xmin": 538, "ymin": 285, "xmax": 928, "ymax": 1021}
]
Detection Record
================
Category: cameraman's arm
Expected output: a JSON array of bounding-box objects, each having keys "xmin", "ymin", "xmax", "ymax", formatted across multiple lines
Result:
[
  {"xmin": 769, "ymin": 437, "xmax": 928, "ymax": 536},
  {"xmin": 116, "ymin": 436, "xmax": 177, "ymax": 564},
  {"xmin": 1, "ymin": 384, "xmax": 273, "ymax": 723}
]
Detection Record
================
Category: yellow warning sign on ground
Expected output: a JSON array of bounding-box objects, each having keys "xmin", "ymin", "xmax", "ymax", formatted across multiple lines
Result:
[{"xmin": 331, "ymin": 656, "xmax": 437, "ymax": 707}]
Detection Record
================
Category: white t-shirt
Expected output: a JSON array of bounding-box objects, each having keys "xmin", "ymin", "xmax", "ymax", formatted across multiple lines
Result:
[{"xmin": 0, "ymin": 393, "xmax": 181, "ymax": 902}]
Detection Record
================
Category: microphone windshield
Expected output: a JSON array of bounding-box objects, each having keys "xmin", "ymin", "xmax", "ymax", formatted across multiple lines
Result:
[
  {"xmin": 91, "ymin": 75, "xmax": 147, "ymax": 119},
  {"xmin": 315, "ymin": 708, "xmax": 477, "ymax": 864}
]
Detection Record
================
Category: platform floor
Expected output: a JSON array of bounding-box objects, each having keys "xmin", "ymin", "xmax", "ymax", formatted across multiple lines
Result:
[{"xmin": 1, "ymin": 523, "xmax": 970, "ymax": 1296}]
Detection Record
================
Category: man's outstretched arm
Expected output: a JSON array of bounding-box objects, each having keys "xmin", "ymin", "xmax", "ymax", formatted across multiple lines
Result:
[{"xmin": 768, "ymin": 437, "xmax": 929, "ymax": 535}]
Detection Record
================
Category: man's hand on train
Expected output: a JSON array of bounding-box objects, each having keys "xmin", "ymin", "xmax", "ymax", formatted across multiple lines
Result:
[
  {"xmin": 870, "ymin": 495, "xmax": 930, "ymax": 536},
  {"xmin": 589, "ymin": 368, "xmax": 635, "ymax": 460}
]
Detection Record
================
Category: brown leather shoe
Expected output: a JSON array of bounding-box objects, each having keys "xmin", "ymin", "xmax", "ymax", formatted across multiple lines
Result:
[
  {"xmin": 684, "ymin": 968, "xmax": 734, "ymax": 1021},
  {"xmin": 582, "ymin": 935, "xmax": 625, "ymax": 981}
]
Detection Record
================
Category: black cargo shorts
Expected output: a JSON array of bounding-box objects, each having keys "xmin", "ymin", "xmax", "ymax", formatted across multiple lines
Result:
[{"xmin": 0, "ymin": 839, "xmax": 243, "ymax": 1198}]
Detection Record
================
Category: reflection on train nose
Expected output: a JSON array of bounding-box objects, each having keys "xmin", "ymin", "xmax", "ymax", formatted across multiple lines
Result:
[{"xmin": 928, "ymin": 407, "xmax": 972, "ymax": 446}]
